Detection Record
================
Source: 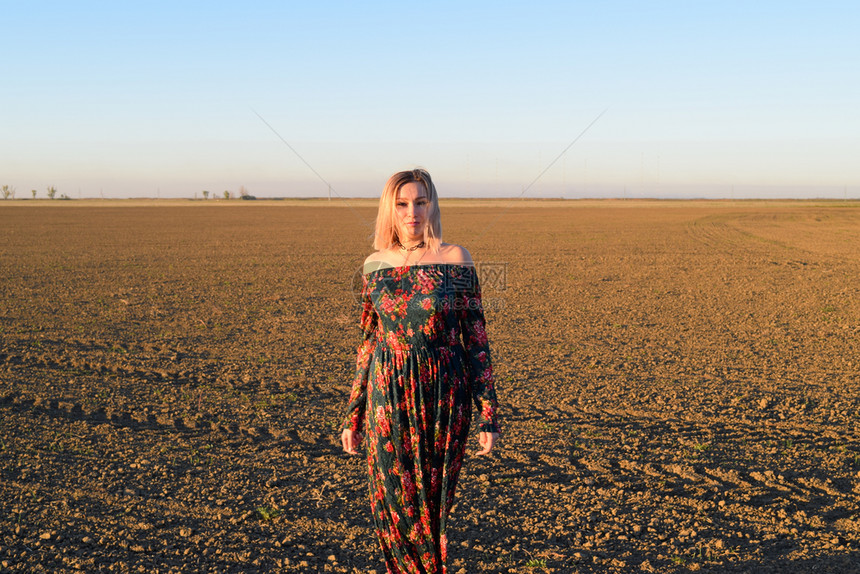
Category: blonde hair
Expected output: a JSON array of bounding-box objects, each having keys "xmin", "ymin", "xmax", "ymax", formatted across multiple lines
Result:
[{"xmin": 372, "ymin": 168, "xmax": 442, "ymax": 253}]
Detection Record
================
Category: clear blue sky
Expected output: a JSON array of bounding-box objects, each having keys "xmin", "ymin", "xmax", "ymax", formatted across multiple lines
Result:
[{"xmin": 3, "ymin": 1, "xmax": 858, "ymax": 198}]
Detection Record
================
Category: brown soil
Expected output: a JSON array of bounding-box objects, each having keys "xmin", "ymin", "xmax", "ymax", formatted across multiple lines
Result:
[{"xmin": 1, "ymin": 201, "xmax": 859, "ymax": 573}]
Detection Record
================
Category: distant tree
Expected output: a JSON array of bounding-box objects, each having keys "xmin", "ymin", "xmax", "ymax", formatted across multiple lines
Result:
[
  {"xmin": 31, "ymin": 189, "xmax": 37, "ymax": 199},
  {"xmin": 1, "ymin": 185, "xmax": 13, "ymax": 200},
  {"xmin": 223, "ymin": 190, "xmax": 231, "ymax": 200},
  {"xmin": 202, "ymin": 190, "xmax": 210, "ymax": 200},
  {"xmin": 239, "ymin": 185, "xmax": 249, "ymax": 198},
  {"xmin": 47, "ymin": 186, "xmax": 57, "ymax": 200}
]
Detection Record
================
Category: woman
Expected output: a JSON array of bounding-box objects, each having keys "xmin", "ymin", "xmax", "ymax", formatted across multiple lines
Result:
[{"xmin": 341, "ymin": 168, "xmax": 500, "ymax": 573}]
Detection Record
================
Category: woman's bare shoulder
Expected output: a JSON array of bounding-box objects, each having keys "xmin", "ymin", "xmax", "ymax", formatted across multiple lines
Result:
[
  {"xmin": 363, "ymin": 250, "xmax": 398, "ymax": 273},
  {"xmin": 364, "ymin": 251, "xmax": 387, "ymax": 265},
  {"xmin": 439, "ymin": 243, "xmax": 474, "ymax": 265}
]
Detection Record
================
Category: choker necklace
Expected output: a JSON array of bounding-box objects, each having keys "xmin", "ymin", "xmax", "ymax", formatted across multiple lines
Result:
[{"xmin": 396, "ymin": 240, "xmax": 425, "ymax": 253}]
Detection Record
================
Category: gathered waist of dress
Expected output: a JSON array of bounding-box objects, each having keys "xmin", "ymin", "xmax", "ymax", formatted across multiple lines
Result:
[{"xmin": 375, "ymin": 337, "xmax": 463, "ymax": 354}]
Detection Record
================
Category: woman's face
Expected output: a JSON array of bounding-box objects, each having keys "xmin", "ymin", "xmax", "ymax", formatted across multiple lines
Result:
[{"xmin": 394, "ymin": 182, "xmax": 429, "ymax": 244}]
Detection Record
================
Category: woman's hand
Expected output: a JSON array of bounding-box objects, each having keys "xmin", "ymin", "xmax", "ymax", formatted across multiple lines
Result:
[
  {"xmin": 341, "ymin": 428, "xmax": 362, "ymax": 455},
  {"xmin": 476, "ymin": 432, "xmax": 500, "ymax": 456}
]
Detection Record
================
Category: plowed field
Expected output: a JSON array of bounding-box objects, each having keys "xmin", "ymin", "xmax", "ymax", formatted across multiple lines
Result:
[{"xmin": 1, "ymin": 200, "xmax": 859, "ymax": 573}]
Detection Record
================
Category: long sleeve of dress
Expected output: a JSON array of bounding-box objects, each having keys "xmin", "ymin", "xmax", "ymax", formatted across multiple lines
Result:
[
  {"xmin": 457, "ymin": 266, "xmax": 500, "ymax": 433},
  {"xmin": 343, "ymin": 274, "xmax": 379, "ymax": 434}
]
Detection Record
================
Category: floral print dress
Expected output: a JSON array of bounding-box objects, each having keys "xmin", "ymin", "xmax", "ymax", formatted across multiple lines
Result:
[{"xmin": 343, "ymin": 263, "xmax": 500, "ymax": 574}]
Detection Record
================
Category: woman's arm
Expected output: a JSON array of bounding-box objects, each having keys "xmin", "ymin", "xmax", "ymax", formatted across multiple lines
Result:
[
  {"xmin": 457, "ymin": 265, "xmax": 500, "ymax": 437},
  {"xmin": 341, "ymin": 273, "xmax": 379, "ymax": 453}
]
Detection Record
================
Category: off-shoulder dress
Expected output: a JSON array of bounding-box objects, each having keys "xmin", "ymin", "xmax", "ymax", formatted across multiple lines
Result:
[{"xmin": 342, "ymin": 262, "xmax": 500, "ymax": 573}]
